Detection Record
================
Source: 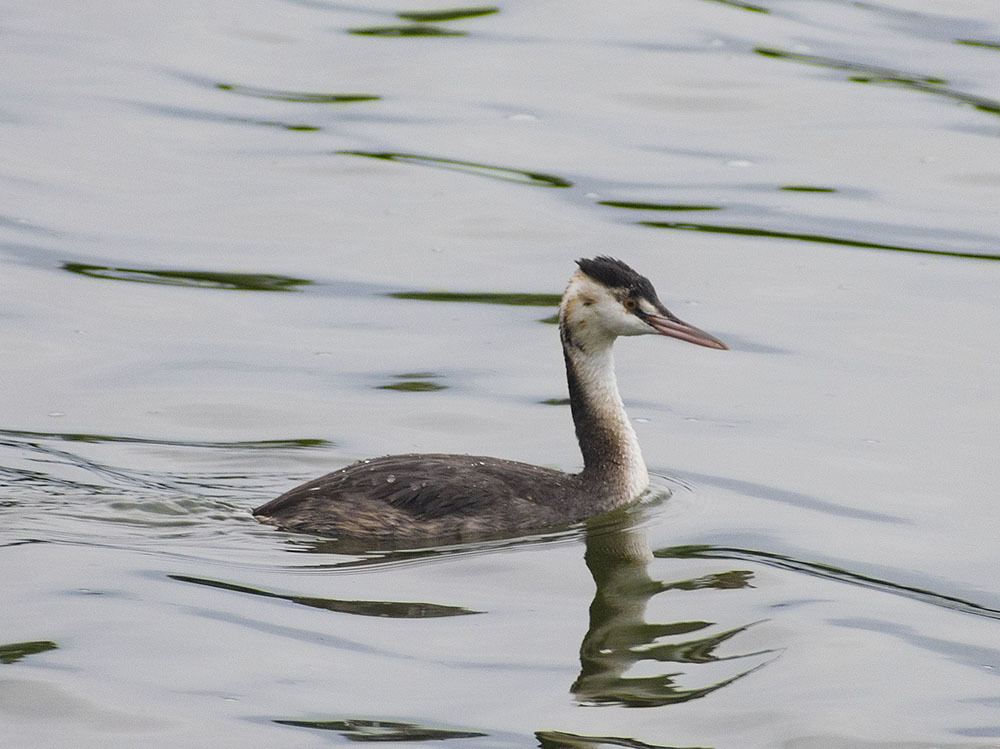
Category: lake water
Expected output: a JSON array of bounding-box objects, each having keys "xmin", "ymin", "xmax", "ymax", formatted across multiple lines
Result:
[{"xmin": 2, "ymin": 1, "xmax": 999, "ymax": 747}]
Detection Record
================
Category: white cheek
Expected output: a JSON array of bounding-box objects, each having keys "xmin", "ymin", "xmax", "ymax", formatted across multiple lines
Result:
[
  {"xmin": 564, "ymin": 293, "xmax": 653, "ymax": 341},
  {"xmin": 620, "ymin": 314, "xmax": 653, "ymax": 336},
  {"xmin": 602, "ymin": 304, "xmax": 649, "ymax": 336},
  {"xmin": 592, "ymin": 302, "xmax": 649, "ymax": 337},
  {"xmin": 601, "ymin": 302, "xmax": 636, "ymax": 334}
]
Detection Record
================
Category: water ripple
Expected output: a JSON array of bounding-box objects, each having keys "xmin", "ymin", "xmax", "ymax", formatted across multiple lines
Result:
[
  {"xmin": 348, "ymin": 25, "xmax": 466, "ymax": 37},
  {"xmin": 388, "ymin": 290, "xmax": 561, "ymax": 307},
  {"xmin": 703, "ymin": 0, "xmax": 768, "ymax": 13},
  {"xmin": 337, "ymin": 150, "xmax": 573, "ymax": 188},
  {"xmin": 216, "ymin": 83, "xmax": 380, "ymax": 104},
  {"xmin": 397, "ymin": 7, "xmax": 499, "ymax": 23},
  {"xmin": 536, "ymin": 731, "xmax": 703, "ymax": 749},
  {"xmin": 61, "ymin": 262, "xmax": 314, "ymax": 291},
  {"xmin": 169, "ymin": 573, "xmax": 480, "ymax": 617},
  {"xmin": 270, "ymin": 718, "xmax": 487, "ymax": 742},
  {"xmin": 0, "ymin": 427, "xmax": 330, "ymax": 451},
  {"xmin": 640, "ymin": 221, "xmax": 1000, "ymax": 262},
  {"xmin": 756, "ymin": 47, "xmax": 1000, "ymax": 116},
  {"xmin": 656, "ymin": 545, "xmax": 1000, "ymax": 622}
]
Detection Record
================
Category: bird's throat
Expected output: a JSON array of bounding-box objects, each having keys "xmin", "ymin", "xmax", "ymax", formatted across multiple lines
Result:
[{"xmin": 563, "ymin": 339, "xmax": 649, "ymax": 504}]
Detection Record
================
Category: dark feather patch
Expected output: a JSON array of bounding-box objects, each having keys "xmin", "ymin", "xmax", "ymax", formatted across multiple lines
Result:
[
  {"xmin": 254, "ymin": 454, "xmax": 588, "ymax": 533},
  {"xmin": 576, "ymin": 256, "xmax": 659, "ymax": 302}
]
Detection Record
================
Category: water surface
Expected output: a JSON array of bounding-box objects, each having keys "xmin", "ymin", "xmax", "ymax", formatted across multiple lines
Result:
[{"xmin": 2, "ymin": 1, "xmax": 999, "ymax": 747}]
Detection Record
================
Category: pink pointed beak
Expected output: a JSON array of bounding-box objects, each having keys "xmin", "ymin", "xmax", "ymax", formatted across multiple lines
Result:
[{"xmin": 645, "ymin": 312, "xmax": 727, "ymax": 350}]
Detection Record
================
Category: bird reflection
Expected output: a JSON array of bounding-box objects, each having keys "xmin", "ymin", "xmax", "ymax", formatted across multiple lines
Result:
[
  {"xmin": 262, "ymin": 509, "xmax": 773, "ymax": 708},
  {"xmin": 573, "ymin": 517, "xmax": 770, "ymax": 707}
]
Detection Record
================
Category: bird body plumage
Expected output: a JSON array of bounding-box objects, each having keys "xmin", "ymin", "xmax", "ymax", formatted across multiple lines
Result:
[
  {"xmin": 253, "ymin": 257, "xmax": 726, "ymax": 545},
  {"xmin": 254, "ymin": 453, "xmax": 606, "ymax": 542}
]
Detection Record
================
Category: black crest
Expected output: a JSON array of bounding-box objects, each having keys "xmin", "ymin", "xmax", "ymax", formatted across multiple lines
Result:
[{"xmin": 576, "ymin": 256, "xmax": 659, "ymax": 301}]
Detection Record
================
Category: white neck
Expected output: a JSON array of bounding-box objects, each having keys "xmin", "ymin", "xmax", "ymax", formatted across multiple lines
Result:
[{"xmin": 563, "ymin": 336, "xmax": 650, "ymax": 504}]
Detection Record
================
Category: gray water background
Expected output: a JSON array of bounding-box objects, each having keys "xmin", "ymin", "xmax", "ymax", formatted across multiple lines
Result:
[{"xmin": 2, "ymin": 1, "xmax": 999, "ymax": 747}]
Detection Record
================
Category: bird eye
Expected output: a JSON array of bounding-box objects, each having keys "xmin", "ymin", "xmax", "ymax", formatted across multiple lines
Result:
[{"xmin": 623, "ymin": 298, "xmax": 638, "ymax": 311}]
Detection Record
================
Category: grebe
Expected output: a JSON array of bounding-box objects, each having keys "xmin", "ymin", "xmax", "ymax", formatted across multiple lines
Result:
[{"xmin": 253, "ymin": 257, "xmax": 726, "ymax": 543}]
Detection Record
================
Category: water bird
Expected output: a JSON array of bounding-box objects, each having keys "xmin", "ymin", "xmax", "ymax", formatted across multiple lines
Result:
[{"xmin": 254, "ymin": 257, "xmax": 726, "ymax": 544}]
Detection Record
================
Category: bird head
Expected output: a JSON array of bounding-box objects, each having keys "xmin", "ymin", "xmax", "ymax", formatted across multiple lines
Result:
[{"xmin": 559, "ymin": 256, "xmax": 727, "ymax": 351}]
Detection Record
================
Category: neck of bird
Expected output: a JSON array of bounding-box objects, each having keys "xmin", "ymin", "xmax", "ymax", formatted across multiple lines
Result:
[{"xmin": 561, "ymin": 331, "xmax": 649, "ymax": 504}]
